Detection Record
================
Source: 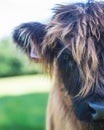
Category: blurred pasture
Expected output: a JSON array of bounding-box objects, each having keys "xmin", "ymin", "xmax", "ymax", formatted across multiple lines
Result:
[
  {"xmin": 0, "ymin": 38, "xmax": 50, "ymax": 130},
  {"xmin": 0, "ymin": 38, "xmax": 43, "ymax": 77}
]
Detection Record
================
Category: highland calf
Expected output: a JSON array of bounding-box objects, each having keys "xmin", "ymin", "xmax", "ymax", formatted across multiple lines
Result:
[{"xmin": 13, "ymin": 1, "xmax": 104, "ymax": 130}]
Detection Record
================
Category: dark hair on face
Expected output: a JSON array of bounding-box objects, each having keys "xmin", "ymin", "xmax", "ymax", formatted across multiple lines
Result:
[{"xmin": 42, "ymin": 1, "xmax": 104, "ymax": 96}]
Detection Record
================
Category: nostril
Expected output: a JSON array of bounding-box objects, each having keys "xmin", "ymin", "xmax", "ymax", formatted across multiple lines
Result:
[
  {"xmin": 88, "ymin": 104, "xmax": 96, "ymax": 114},
  {"xmin": 88, "ymin": 102, "xmax": 104, "ymax": 121}
]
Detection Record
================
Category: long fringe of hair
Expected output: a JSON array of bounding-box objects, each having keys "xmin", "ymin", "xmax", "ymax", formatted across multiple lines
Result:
[{"xmin": 42, "ymin": 1, "xmax": 104, "ymax": 96}]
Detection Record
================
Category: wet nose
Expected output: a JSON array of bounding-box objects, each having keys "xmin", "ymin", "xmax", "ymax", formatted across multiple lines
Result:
[{"xmin": 88, "ymin": 102, "xmax": 104, "ymax": 120}]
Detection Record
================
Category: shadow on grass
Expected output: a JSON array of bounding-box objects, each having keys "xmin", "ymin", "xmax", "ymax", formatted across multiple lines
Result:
[{"xmin": 0, "ymin": 93, "xmax": 49, "ymax": 130}]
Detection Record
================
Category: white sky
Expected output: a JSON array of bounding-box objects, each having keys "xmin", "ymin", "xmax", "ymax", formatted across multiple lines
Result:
[{"xmin": 0, "ymin": 0, "xmax": 87, "ymax": 39}]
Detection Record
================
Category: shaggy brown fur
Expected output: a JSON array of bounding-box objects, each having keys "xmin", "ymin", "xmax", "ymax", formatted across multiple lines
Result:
[
  {"xmin": 46, "ymin": 64, "xmax": 104, "ymax": 130},
  {"xmin": 42, "ymin": 1, "xmax": 104, "ymax": 97},
  {"xmin": 46, "ymin": 65, "xmax": 83, "ymax": 130},
  {"xmin": 12, "ymin": 1, "xmax": 104, "ymax": 130}
]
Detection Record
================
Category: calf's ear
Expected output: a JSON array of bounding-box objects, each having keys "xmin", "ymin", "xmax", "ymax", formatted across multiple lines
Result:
[{"xmin": 12, "ymin": 22, "xmax": 46, "ymax": 61}]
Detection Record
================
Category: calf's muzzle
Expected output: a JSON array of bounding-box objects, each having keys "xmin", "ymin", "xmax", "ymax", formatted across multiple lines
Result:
[{"xmin": 88, "ymin": 102, "xmax": 104, "ymax": 121}]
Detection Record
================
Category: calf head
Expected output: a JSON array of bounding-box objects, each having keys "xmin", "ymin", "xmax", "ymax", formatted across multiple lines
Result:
[{"xmin": 13, "ymin": 1, "xmax": 104, "ymax": 129}]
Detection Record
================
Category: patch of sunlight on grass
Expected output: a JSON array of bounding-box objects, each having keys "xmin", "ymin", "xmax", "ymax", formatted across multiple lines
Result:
[{"xmin": 0, "ymin": 75, "xmax": 51, "ymax": 96}]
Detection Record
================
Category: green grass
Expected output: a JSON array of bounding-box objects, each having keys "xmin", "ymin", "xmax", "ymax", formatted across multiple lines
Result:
[{"xmin": 0, "ymin": 93, "xmax": 49, "ymax": 130}]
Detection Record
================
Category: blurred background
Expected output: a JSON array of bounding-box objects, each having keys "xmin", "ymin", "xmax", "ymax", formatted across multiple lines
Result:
[{"xmin": 0, "ymin": 0, "xmax": 86, "ymax": 130}]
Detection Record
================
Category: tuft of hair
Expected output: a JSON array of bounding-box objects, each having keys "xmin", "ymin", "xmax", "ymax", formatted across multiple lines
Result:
[
  {"xmin": 13, "ymin": 22, "xmax": 46, "ymax": 55},
  {"xmin": 42, "ymin": 1, "xmax": 104, "ymax": 96}
]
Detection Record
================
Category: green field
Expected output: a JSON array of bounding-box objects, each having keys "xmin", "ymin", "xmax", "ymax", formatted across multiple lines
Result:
[
  {"xmin": 0, "ymin": 93, "xmax": 48, "ymax": 130},
  {"xmin": 0, "ymin": 37, "xmax": 51, "ymax": 130},
  {"xmin": 0, "ymin": 75, "xmax": 50, "ymax": 130}
]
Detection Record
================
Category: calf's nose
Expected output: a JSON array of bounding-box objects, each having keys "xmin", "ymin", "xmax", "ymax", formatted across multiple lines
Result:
[{"xmin": 88, "ymin": 102, "xmax": 104, "ymax": 121}]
